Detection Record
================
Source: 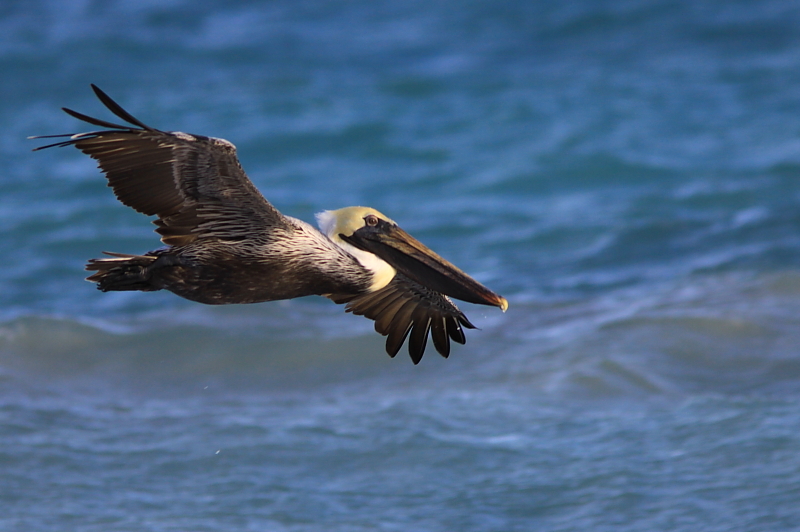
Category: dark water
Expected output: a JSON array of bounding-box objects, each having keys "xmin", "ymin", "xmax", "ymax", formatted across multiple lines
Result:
[{"xmin": 3, "ymin": 1, "xmax": 800, "ymax": 530}]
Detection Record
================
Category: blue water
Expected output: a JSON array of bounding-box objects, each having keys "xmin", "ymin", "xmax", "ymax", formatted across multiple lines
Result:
[{"xmin": 3, "ymin": 0, "xmax": 800, "ymax": 530}]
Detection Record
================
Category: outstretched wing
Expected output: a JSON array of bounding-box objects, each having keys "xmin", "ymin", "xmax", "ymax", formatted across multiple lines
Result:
[
  {"xmin": 31, "ymin": 84, "xmax": 288, "ymax": 246},
  {"xmin": 330, "ymin": 273, "xmax": 477, "ymax": 364}
]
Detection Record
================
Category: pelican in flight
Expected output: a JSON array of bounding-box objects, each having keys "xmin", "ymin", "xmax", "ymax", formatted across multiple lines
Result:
[{"xmin": 32, "ymin": 85, "xmax": 507, "ymax": 364}]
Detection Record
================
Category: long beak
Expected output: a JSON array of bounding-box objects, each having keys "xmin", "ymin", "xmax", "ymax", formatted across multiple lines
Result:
[{"xmin": 342, "ymin": 223, "xmax": 508, "ymax": 311}]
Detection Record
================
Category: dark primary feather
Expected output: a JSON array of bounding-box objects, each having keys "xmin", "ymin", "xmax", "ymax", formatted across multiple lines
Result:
[{"xmin": 330, "ymin": 274, "xmax": 476, "ymax": 364}]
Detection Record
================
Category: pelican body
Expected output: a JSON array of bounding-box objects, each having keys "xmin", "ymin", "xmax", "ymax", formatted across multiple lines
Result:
[{"xmin": 32, "ymin": 85, "xmax": 507, "ymax": 363}]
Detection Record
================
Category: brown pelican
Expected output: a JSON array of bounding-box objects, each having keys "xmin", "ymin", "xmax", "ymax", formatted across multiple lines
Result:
[{"xmin": 31, "ymin": 85, "xmax": 507, "ymax": 364}]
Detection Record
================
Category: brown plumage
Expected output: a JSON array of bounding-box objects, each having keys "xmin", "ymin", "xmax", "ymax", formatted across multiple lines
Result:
[{"xmin": 32, "ymin": 85, "xmax": 507, "ymax": 364}]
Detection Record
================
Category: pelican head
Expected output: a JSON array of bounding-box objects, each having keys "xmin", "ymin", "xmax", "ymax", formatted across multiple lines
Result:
[{"xmin": 317, "ymin": 206, "xmax": 508, "ymax": 311}]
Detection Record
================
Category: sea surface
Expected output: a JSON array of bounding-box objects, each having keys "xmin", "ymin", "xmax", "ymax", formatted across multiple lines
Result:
[{"xmin": 2, "ymin": 1, "xmax": 800, "ymax": 530}]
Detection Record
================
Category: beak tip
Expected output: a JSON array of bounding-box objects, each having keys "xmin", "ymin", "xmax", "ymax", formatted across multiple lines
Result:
[{"xmin": 497, "ymin": 296, "xmax": 509, "ymax": 312}]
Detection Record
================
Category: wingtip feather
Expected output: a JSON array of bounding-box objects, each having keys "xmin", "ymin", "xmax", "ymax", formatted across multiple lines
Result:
[{"xmin": 90, "ymin": 84, "xmax": 153, "ymax": 130}]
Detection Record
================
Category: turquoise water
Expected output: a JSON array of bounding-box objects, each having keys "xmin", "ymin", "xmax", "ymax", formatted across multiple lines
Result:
[{"xmin": 3, "ymin": 1, "xmax": 800, "ymax": 530}]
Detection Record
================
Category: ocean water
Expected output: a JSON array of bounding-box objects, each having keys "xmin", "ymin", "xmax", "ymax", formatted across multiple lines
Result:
[{"xmin": 3, "ymin": 0, "xmax": 800, "ymax": 530}]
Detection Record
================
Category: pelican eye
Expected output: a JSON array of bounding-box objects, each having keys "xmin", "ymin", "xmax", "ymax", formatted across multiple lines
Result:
[{"xmin": 364, "ymin": 214, "xmax": 379, "ymax": 227}]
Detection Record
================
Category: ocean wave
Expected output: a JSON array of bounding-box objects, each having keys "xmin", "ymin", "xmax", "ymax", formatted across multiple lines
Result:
[
  {"xmin": 0, "ymin": 315, "xmax": 396, "ymax": 394},
  {"xmin": 3, "ymin": 271, "xmax": 800, "ymax": 400},
  {"xmin": 473, "ymin": 271, "xmax": 800, "ymax": 398}
]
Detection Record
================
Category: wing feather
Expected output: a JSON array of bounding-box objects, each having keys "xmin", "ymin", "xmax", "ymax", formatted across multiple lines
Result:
[
  {"xmin": 374, "ymin": 296, "xmax": 411, "ymax": 336},
  {"xmin": 31, "ymin": 85, "xmax": 288, "ymax": 246},
  {"xmin": 384, "ymin": 301, "xmax": 418, "ymax": 357},
  {"xmin": 430, "ymin": 317, "xmax": 450, "ymax": 358},
  {"xmin": 446, "ymin": 316, "xmax": 467, "ymax": 344},
  {"xmin": 408, "ymin": 310, "xmax": 432, "ymax": 365},
  {"xmin": 333, "ymin": 273, "xmax": 477, "ymax": 364}
]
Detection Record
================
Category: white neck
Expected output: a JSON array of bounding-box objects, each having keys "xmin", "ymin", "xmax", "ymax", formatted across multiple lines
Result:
[{"xmin": 315, "ymin": 211, "xmax": 396, "ymax": 291}]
